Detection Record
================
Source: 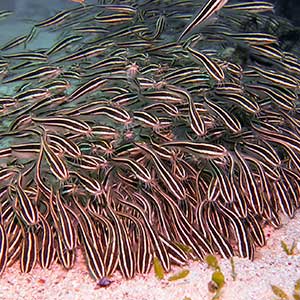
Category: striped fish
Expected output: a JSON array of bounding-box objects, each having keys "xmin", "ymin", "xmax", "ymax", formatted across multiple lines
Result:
[
  {"xmin": 48, "ymin": 133, "xmax": 82, "ymax": 158},
  {"xmin": 210, "ymin": 161, "xmax": 233, "ymax": 203},
  {"xmin": 3, "ymin": 66, "xmax": 62, "ymax": 84},
  {"xmin": 186, "ymin": 92, "xmax": 206, "ymax": 136},
  {"xmin": 207, "ymin": 176, "xmax": 220, "ymax": 202},
  {"xmin": 68, "ymin": 77, "xmax": 107, "ymax": 102},
  {"xmin": 135, "ymin": 142, "xmax": 186, "ymax": 200},
  {"xmin": 159, "ymin": 236, "xmax": 188, "ymax": 267},
  {"xmin": 20, "ymin": 228, "xmax": 37, "ymax": 273},
  {"xmin": 206, "ymin": 202, "xmax": 234, "ymax": 258},
  {"xmin": 6, "ymin": 220, "xmax": 22, "ymax": 268},
  {"xmin": 35, "ymin": 10, "xmax": 72, "ymax": 27},
  {"xmin": 15, "ymin": 88, "xmax": 51, "ymax": 103},
  {"xmin": 95, "ymin": 13, "xmax": 134, "ymax": 24},
  {"xmin": 243, "ymin": 141, "xmax": 280, "ymax": 168},
  {"xmin": 273, "ymin": 180, "xmax": 295, "ymax": 218},
  {"xmin": 116, "ymin": 211, "xmax": 152, "ymax": 274},
  {"xmin": 229, "ymin": 173, "xmax": 248, "ymax": 219},
  {"xmin": 140, "ymin": 14, "xmax": 166, "ymax": 41},
  {"xmin": 143, "ymin": 90, "xmax": 185, "ymax": 104},
  {"xmin": 56, "ymin": 231, "xmax": 76, "ymax": 269},
  {"xmin": 133, "ymin": 110, "xmax": 161, "ymax": 129},
  {"xmin": 243, "ymin": 213, "xmax": 265, "ymax": 247},
  {"xmin": 72, "ymin": 172, "xmax": 103, "ymax": 197},
  {"xmin": 13, "ymin": 177, "xmax": 39, "ymax": 226},
  {"xmin": 33, "ymin": 116, "xmax": 92, "ymax": 135},
  {"xmin": 40, "ymin": 79, "xmax": 71, "ymax": 94},
  {"xmin": 222, "ymin": 32, "xmax": 278, "ymax": 46},
  {"xmin": 0, "ymin": 10, "xmax": 12, "ymax": 20},
  {"xmin": 136, "ymin": 190, "xmax": 172, "ymax": 240},
  {"xmin": 67, "ymin": 204, "xmax": 105, "ymax": 280},
  {"xmin": 46, "ymin": 35, "xmax": 83, "ymax": 56},
  {"xmin": 224, "ymin": 1, "xmax": 274, "ymax": 13},
  {"xmin": 78, "ymin": 104, "xmax": 132, "ymax": 125},
  {"xmin": 253, "ymin": 84, "xmax": 295, "ymax": 111},
  {"xmin": 50, "ymin": 191, "xmax": 76, "ymax": 251},
  {"xmin": 249, "ymin": 65, "xmax": 299, "ymax": 89},
  {"xmin": 41, "ymin": 134, "xmax": 70, "ymax": 182},
  {"xmin": 54, "ymin": 45, "xmax": 106, "ymax": 63},
  {"xmin": 111, "ymin": 157, "xmax": 152, "ymax": 185},
  {"xmin": 0, "ymin": 35, "xmax": 27, "ymax": 51},
  {"xmin": 68, "ymin": 154, "xmax": 107, "ymax": 172},
  {"xmin": 217, "ymin": 202, "xmax": 253, "ymax": 259},
  {"xmin": 87, "ymin": 208, "xmax": 118, "ymax": 277},
  {"xmin": 35, "ymin": 145, "xmax": 51, "ymax": 198},
  {"xmin": 178, "ymin": 0, "xmax": 228, "ymax": 41},
  {"xmin": 98, "ymin": 4, "xmax": 137, "ymax": 14},
  {"xmin": 119, "ymin": 192, "xmax": 171, "ymax": 273},
  {"xmin": 154, "ymin": 187, "xmax": 212, "ymax": 259},
  {"xmin": 0, "ymin": 167, "xmax": 18, "ymax": 184},
  {"xmin": 144, "ymin": 102, "xmax": 179, "ymax": 117},
  {"xmin": 234, "ymin": 148, "xmax": 264, "ymax": 215},
  {"xmin": 162, "ymin": 141, "xmax": 227, "ymax": 159},
  {"xmin": 38, "ymin": 213, "xmax": 55, "ymax": 269},
  {"xmin": 205, "ymin": 97, "xmax": 241, "ymax": 133},
  {"xmin": 105, "ymin": 200, "xmax": 135, "ymax": 278},
  {"xmin": 186, "ymin": 47, "xmax": 224, "ymax": 81},
  {"xmin": 250, "ymin": 44, "xmax": 283, "ymax": 61},
  {"xmin": 253, "ymin": 125, "xmax": 300, "ymax": 153},
  {"xmin": 72, "ymin": 196, "xmax": 103, "ymax": 252},
  {"xmin": 2, "ymin": 52, "xmax": 48, "ymax": 61},
  {"xmin": 281, "ymin": 168, "xmax": 300, "ymax": 208},
  {"xmin": 0, "ymin": 223, "xmax": 8, "ymax": 275}
]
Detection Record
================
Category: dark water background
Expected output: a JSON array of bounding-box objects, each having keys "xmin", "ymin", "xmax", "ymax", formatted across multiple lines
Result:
[{"xmin": 272, "ymin": 0, "xmax": 300, "ymax": 26}]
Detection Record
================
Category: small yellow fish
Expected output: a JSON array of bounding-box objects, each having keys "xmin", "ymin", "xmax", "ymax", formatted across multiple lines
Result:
[{"xmin": 70, "ymin": 0, "xmax": 85, "ymax": 4}]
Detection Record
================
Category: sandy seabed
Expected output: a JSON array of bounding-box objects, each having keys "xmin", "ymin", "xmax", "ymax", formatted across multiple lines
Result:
[{"xmin": 0, "ymin": 213, "xmax": 299, "ymax": 300}]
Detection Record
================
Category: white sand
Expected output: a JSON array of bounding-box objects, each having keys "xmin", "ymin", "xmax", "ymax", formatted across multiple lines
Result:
[{"xmin": 0, "ymin": 212, "xmax": 299, "ymax": 300}]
